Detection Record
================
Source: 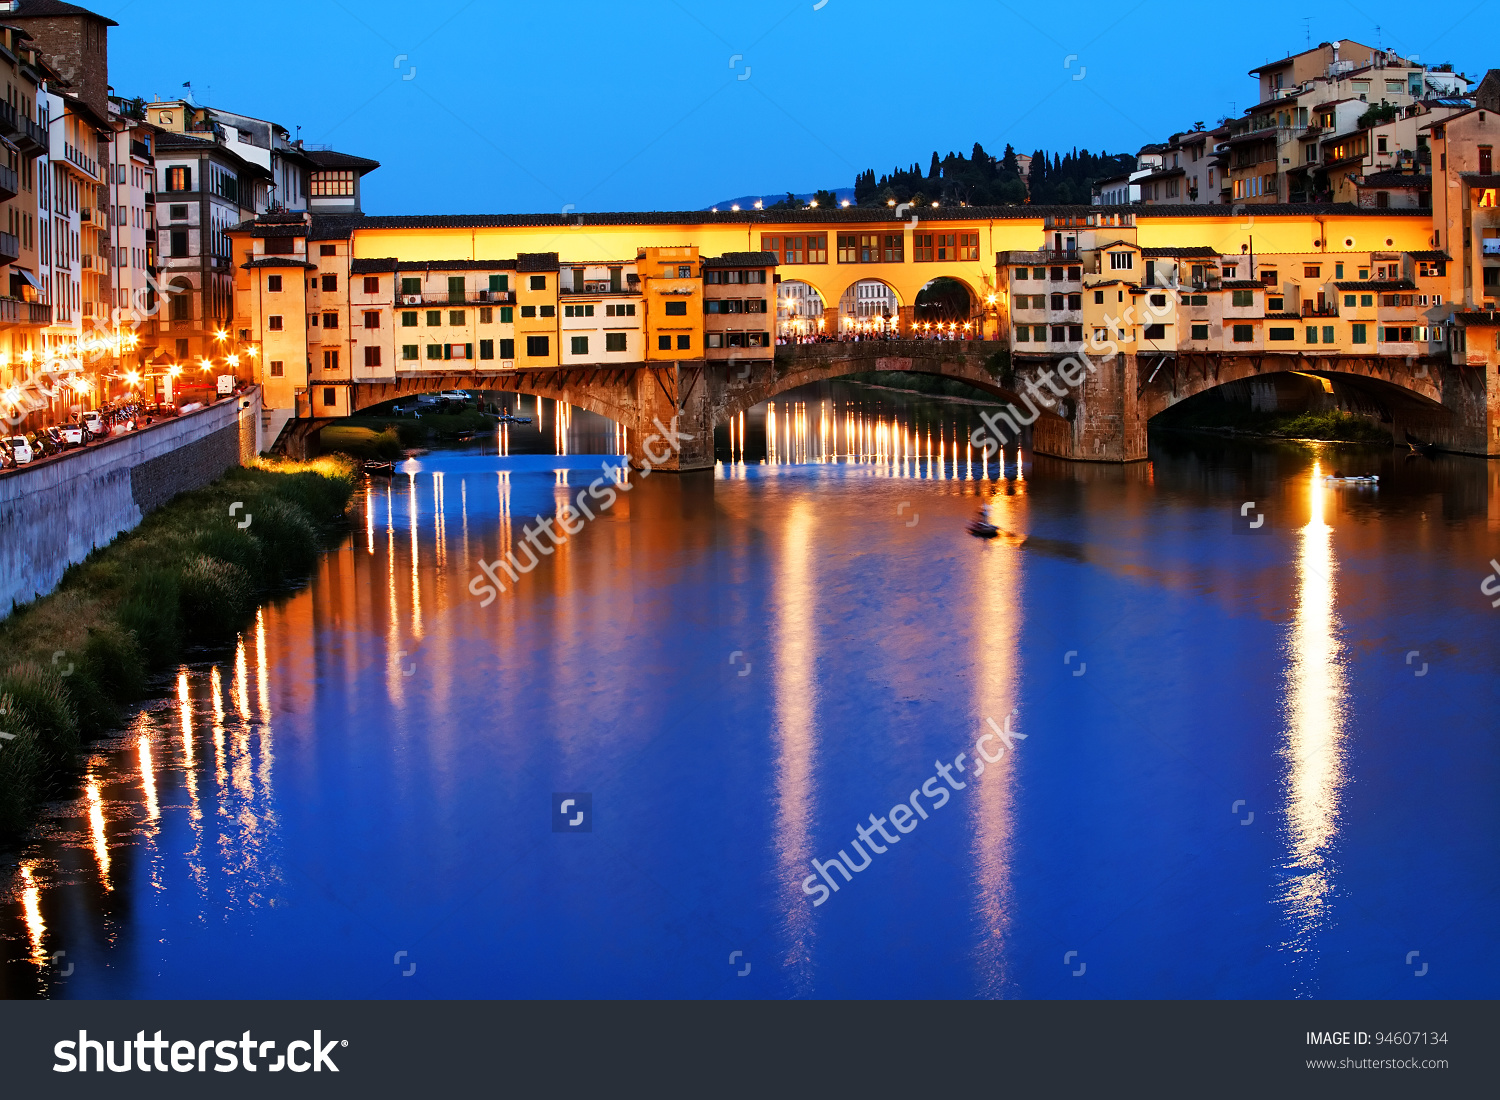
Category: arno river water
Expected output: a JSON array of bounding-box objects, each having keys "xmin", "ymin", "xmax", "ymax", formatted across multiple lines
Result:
[{"xmin": 2, "ymin": 381, "xmax": 1497, "ymax": 999}]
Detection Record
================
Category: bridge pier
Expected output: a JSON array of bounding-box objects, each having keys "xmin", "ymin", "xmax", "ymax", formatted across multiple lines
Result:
[{"xmin": 626, "ymin": 361, "xmax": 716, "ymax": 472}]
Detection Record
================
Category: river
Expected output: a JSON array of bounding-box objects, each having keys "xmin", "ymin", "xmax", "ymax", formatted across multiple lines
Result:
[{"xmin": 2, "ymin": 380, "xmax": 1497, "ymax": 999}]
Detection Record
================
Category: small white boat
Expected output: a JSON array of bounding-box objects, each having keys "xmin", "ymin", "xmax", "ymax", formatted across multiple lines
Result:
[{"xmin": 1324, "ymin": 474, "xmax": 1379, "ymax": 484}]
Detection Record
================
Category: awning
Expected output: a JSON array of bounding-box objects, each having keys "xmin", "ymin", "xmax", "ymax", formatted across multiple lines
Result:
[{"xmin": 11, "ymin": 267, "xmax": 41, "ymax": 292}]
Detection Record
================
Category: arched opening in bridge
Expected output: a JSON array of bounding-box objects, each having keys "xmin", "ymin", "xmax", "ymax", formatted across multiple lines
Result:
[
  {"xmin": 837, "ymin": 278, "xmax": 902, "ymax": 335},
  {"xmin": 913, "ymin": 277, "xmax": 976, "ymax": 329},
  {"xmin": 1148, "ymin": 369, "xmax": 1456, "ymax": 448},
  {"xmin": 777, "ymin": 280, "xmax": 825, "ymax": 339}
]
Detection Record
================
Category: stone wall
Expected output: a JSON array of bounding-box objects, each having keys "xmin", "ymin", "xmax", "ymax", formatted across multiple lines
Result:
[{"xmin": 0, "ymin": 389, "xmax": 261, "ymax": 616}]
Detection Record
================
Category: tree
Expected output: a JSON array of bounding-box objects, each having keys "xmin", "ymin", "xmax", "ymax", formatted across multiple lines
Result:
[{"xmin": 811, "ymin": 188, "xmax": 839, "ymax": 208}]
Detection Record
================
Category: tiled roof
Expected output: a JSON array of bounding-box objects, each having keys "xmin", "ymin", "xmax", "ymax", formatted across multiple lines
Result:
[
  {"xmin": 517, "ymin": 252, "xmax": 559, "ymax": 272},
  {"xmin": 1458, "ymin": 173, "xmax": 1500, "ymax": 188},
  {"xmin": 395, "ymin": 259, "xmax": 518, "ymax": 271},
  {"xmin": 1140, "ymin": 246, "xmax": 1220, "ymax": 258},
  {"xmin": 7, "ymin": 1, "xmax": 118, "ymax": 26},
  {"xmin": 1451, "ymin": 310, "xmax": 1500, "ymax": 324},
  {"xmin": 241, "ymin": 225, "xmax": 304, "ymax": 238},
  {"xmin": 304, "ymin": 149, "xmax": 380, "ymax": 173},
  {"xmin": 1357, "ymin": 172, "xmax": 1430, "ymax": 188},
  {"xmin": 703, "ymin": 251, "xmax": 778, "ymax": 267},
  {"xmin": 1405, "ymin": 250, "xmax": 1450, "ymax": 261},
  {"xmin": 1220, "ymin": 280, "xmax": 1264, "ymax": 289},
  {"xmin": 1263, "ymin": 312, "xmax": 1304, "ymax": 320},
  {"xmin": 242, "ymin": 258, "xmax": 316, "ymax": 270},
  {"xmin": 1333, "ymin": 280, "xmax": 1417, "ymax": 291},
  {"xmin": 349, "ymin": 257, "xmax": 399, "ymax": 274}
]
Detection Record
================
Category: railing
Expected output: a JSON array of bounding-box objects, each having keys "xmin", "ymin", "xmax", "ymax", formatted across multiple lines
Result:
[
  {"xmin": 78, "ymin": 206, "xmax": 92, "ymax": 223},
  {"xmin": 131, "ymin": 139, "xmax": 150, "ymax": 161},
  {"xmin": 0, "ymin": 163, "xmax": 15, "ymax": 201},
  {"xmin": 1001, "ymin": 249, "xmax": 1082, "ymax": 266},
  {"xmin": 0, "ymin": 231, "xmax": 18, "ymax": 263},
  {"xmin": 64, "ymin": 142, "xmax": 98, "ymax": 179},
  {"xmin": 79, "ymin": 254, "xmax": 93, "ymax": 270},
  {"xmin": 1301, "ymin": 303, "xmax": 1339, "ymax": 317},
  {"xmin": 0, "ymin": 98, "xmax": 46, "ymax": 154}
]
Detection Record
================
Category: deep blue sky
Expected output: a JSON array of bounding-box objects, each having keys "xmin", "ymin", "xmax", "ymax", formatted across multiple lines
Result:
[{"xmin": 99, "ymin": 0, "xmax": 1488, "ymax": 215}]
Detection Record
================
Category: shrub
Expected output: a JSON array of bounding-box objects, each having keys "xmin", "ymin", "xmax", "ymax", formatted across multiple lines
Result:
[
  {"xmin": 0, "ymin": 699, "xmax": 44, "ymax": 836},
  {"xmin": 178, "ymin": 555, "xmax": 256, "ymax": 640},
  {"xmin": 117, "ymin": 568, "xmax": 181, "ymax": 665},
  {"xmin": 0, "ymin": 664, "xmax": 79, "ymax": 773},
  {"xmin": 249, "ymin": 498, "xmax": 321, "ymax": 580}
]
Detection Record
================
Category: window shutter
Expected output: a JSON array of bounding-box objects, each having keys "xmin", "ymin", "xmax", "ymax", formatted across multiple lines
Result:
[{"xmin": 465, "ymin": 344, "xmax": 473, "ymax": 360}]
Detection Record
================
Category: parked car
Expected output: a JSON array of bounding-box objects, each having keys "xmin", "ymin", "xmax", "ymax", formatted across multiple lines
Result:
[
  {"xmin": 82, "ymin": 410, "xmax": 104, "ymax": 437},
  {"xmin": 440, "ymin": 389, "xmax": 471, "ymax": 403},
  {"xmin": 59, "ymin": 423, "xmax": 84, "ymax": 447},
  {"xmin": 146, "ymin": 401, "xmax": 179, "ymax": 418},
  {"xmin": 0, "ymin": 438, "xmax": 14, "ymax": 468},
  {"xmin": 7, "ymin": 435, "xmax": 33, "ymax": 463}
]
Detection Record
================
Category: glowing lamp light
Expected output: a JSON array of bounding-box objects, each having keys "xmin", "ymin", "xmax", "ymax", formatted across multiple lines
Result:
[
  {"xmin": 753, "ymin": 200, "xmax": 762, "ymax": 210},
  {"xmin": 21, "ymin": 349, "xmax": 33, "ymax": 364},
  {"xmin": 199, "ymin": 358, "xmax": 213, "ymax": 371},
  {"xmin": 168, "ymin": 364, "xmax": 182, "ymax": 377},
  {"xmin": 731, "ymin": 204, "xmax": 740, "ymax": 211},
  {"xmin": 226, "ymin": 354, "xmax": 239, "ymax": 367},
  {"xmin": 214, "ymin": 329, "xmax": 228, "ymax": 342},
  {"xmin": 124, "ymin": 370, "xmax": 141, "ymax": 386},
  {"xmin": 841, "ymin": 199, "xmax": 851, "ymax": 207},
  {"xmin": 246, "ymin": 346, "xmax": 259, "ymax": 358},
  {"xmin": 986, "ymin": 294, "xmax": 997, "ymax": 305}
]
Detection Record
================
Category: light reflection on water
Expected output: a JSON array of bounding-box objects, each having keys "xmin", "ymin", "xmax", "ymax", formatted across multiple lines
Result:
[{"xmin": 2, "ymin": 381, "xmax": 1497, "ymax": 999}]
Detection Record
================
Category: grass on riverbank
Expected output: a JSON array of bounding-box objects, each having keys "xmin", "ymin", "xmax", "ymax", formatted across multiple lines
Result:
[
  {"xmin": 320, "ymin": 409, "xmax": 495, "ymax": 455},
  {"xmin": 1153, "ymin": 402, "xmax": 1392, "ymax": 443},
  {"xmin": 0, "ymin": 455, "xmax": 356, "ymax": 838}
]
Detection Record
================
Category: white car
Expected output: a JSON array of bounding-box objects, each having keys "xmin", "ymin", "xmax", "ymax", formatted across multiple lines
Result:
[
  {"xmin": 7, "ymin": 436, "xmax": 32, "ymax": 463},
  {"xmin": 60, "ymin": 423, "xmax": 84, "ymax": 446},
  {"xmin": 440, "ymin": 389, "xmax": 471, "ymax": 402},
  {"xmin": 82, "ymin": 411, "xmax": 104, "ymax": 436}
]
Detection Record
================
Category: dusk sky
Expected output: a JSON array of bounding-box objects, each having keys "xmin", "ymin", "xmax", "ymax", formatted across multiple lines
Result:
[{"xmin": 100, "ymin": 0, "xmax": 1490, "ymax": 215}]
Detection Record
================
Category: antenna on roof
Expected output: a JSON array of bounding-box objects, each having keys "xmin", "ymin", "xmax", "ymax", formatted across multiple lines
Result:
[{"xmin": 1302, "ymin": 17, "xmax": 1310, "ymax": 49}]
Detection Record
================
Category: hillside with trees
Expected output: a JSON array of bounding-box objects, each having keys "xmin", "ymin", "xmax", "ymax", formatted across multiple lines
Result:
[{"xmin": 851, "ymin": 143, "xmax": 1134, "ymax": 207}]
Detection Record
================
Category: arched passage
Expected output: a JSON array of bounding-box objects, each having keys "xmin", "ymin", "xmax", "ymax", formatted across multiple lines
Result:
[
  {"xmin": 835, "ymin": 277, "xmax": 903, "ymax": 334},
  {"xmin": 776, "ymin": 279, "xmax": 824, "ymax": 338}
]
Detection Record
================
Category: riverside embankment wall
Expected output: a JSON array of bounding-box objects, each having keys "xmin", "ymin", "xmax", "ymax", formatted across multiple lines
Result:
[{"xmin": 0, "ymin": 389, "xmax": 262, "ymax": 615}]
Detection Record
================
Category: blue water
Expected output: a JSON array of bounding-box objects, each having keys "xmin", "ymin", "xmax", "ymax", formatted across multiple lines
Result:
[{"xmin": 3, "ymin": 385, "xmax": 1497, "ymax": 999}]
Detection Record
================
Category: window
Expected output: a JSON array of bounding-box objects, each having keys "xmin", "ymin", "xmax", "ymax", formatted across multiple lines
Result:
[
  {"xmin": 165, "ymin": 166, "xmax": 192, "ymax": 191},
  {"xmin": 1093, "ymin": 290, "xmax": 1104, "ymax": 304},
  {"xmin": 1050, "ymin": 293, "xmax": 1064, "ymax": 310},
  {"xmin": 363, "ymin": 311, "xmax": 380, "ymax": 329},
  {"xmin": 1360, "ymin": 294, "xmax": 1373, "ymax": 307},
  {"xmin": 677, "ymin": 335, "xmax": 690, "ymax": 349},
  {"xmin": 839, "ymin": 233, "xmax": 892, "ymax": 262},
  {"xmin": 539, "ymin": 305, "xmax": 555, "ymax": 317},
  {"xmin": 363, "ymin": 276, "xmax": 379, "ymax": 294},
  {"xmin": 499, "ymin": 339, "xmax": 514, "ymax": 359},
  {"xmin": 489, "ymin": 274, "xmax": 508, "ymax": 292},
  {"xmin": 401, "ymin": 277, "xmax": 421, "ymax": 296},
  {"xmin": 1231, "ymin": 290, "xmax": 1254, "ymax": 307},
  {"xmin": 402, "ymin": 345, "xmax": 418, "ymax": 360},
  {"xmin": 364, "ymin": 346, "xmax": 381, "ymax": 367},
  {"xmin": 268, "ymin": 315, "xmax": 283, "ymax": 330},
  {"xmin": 520, "ymin": 305, "xmax": 536, "ymax": 318},
  {"xmin": 427, "ymin": 310, "xmax": 442, "ymax": 326},
  {"xmin": 959, "ymin": 232, "xmax": 980, "ymax": 261},
  {"xmin": 322, "ymin": 387, "xmax": 336, "ymax": 407},
  {"xmin": 526, "ymin": 335, "xmax": 549, "ymax": 356},
  {"xmin": 1068, "ymin": 267, "xmax": 1081, "ymax": 281},
  {"xmin": 449, "ymin": 344, "xmax": 470, "ymax": 360},
  {"xmin": 1050, "ymin": 326, "xmax": 1065, "ymax": 342},
  {"xmin": 1306, "ymin": 326, "xmax": 1319, "ymax": 343},
  {"xmin": 323, "ymin": 312, "xmax": 338, "ymax": 329},
  {"xmin": 664, "ymin": 300, "xmax": 687, "ymax": 316},
  {"xmin": 402, "ymin": 311, "xmax": 417, "ymax": 327},
  {"xmin": 449, "ymin": 310, "xmax": 465, "ymax": 325},
  {"xmin": 570, "ymin": 336, "xmax": 589, "ymax": 355},
  {"xmin": 169, "ymin": 229, "xmax": 188, "ymax": 257},
  {"xmin": 1015, "ymin": 268, "xmax": 1029, "ymax": 280},
  {"xmin": 1191, "ymin": 324, "xmax": 1209, "ymax": 340},
  {"xmin": 564, "ymin": 304, "xmax": 595, "ymax": 317},
  {"xmin": 658, "ymin": 335, "xmax": 672, "ymax": 350},
  {"xmin": 500, "ymin": 307, "xmax": 513, "ymax": 323},
  {"xmin": 426, "ymin": 344, "xmax": 443, "ymax": 359},
  {"xmin": 706, "ymin": 333, "xmax": 723, "ymax": 348},
  {"xmin": 320, "ymin": 245, "xmax": 337, "ymax": 258},
  {"xmin": 169, "ymin": 204, "xmax": 188, "ymax": 220},
  {"xmin": 311, "ymin": 170, "xmax": 355, "ymax": 197},
  {"xmin": 323, "ymin": 350, "xmax": 340, "ymax": 371},
  {"xmin": 1149, "ymin": 293, "xmax": 1166, "ymax": 308},
  {"xmin": 479, "ymin": 339, "xmax": 494, "ymax": 359},
  {"xmin": 529, "ymin": 275, "xmax": 546, "ymax": 290},
  {"xmin": 1268, "ymin": 297, "xmax": 1284, "ymax": 312},
  {"xmin": 1015, "ymin": 326, "xmax": 1030, "ymax": 341},
  {"xmin": 1232, "ymin": 324, "xmax": 1254, "ymax": 342},
  {"xmin": 480, "ymin": 307, "xmax": 493, "ymax": 323},
  {"xmin": 1269, "ymin": 327, "xmax": 1295, "ymax": 341},
  {"xmin": 269, "ymin": 360, "xmax": 284, "ymax": 376},
  {"xmin": 1064, "ymin": 293, "xmax": 1080, "ymax": 310},
  {"xmin": 267, "ymin": 275, "xmax": 282, "ymax": 292},
  {"xmin": 1067, "ymin": 325, "xmax": 1083, "ymax": 342},
  {"xmin": 1143, "ymin": 324, "xmax": 1165, "ymax": 339},
  {"xmin": 606, "ymin": 303, "xmax": 635, "ymax": 317},
  {"xmin": 1351, "ymin": 323, "xmax": 1367, "ymax": 344},
  {"xmin": 1343, "ymin": 294, "xmax": 1356, "ymax": 307},
  {"xmin": 1322, "ymin": 325, "xmax": 1335, "ymax": 344},
  {"xmin": 1109, "ymin": 251, "xmax": 1133, "ymax": 270},
  {"xmin": 605, "ymin": 332, "xmax": 627, "ymax": 352},
  {"xmin": 266, "ymin": 237, "xmax": 294, "ymax": 254}
]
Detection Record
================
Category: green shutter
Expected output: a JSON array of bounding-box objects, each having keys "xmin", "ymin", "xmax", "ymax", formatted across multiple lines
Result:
[
  {"xmin": 465, "ymin": 343, "xmax": 473, "ymax": 360},
  {"xmin": 402, "ymin": 277, "xmax": 420, "ymax": 295},
  {"xmin": 449, "ymin": 276, "xmax": 465, "ymax": 303},
  {"xmin": 499, "ymin": 306, "xmax": 513, "ymax": 323}
]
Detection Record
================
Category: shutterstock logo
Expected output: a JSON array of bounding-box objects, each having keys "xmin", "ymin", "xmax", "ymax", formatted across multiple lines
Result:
[{"xmin": 53, "ymin": 1030, "xmax": 345, "ymax": 1073}]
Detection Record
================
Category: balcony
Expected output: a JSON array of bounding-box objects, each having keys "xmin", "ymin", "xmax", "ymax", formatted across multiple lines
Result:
[
  {"xmin": 0, "ymin": 162, "xmax": 15, "ymax": 202},
  {"xmin": 63, "ymin": 141, "xmax": 98, "ymax": 179},
  {"xmin": 1301, "ymin": 302, "xmax": 1340, "ymax": 318},
  {"xmin": 0, "ymin": 298, "xmax": 34, "ymax": 326},
  {"xmin": 78, "ymin": 206, "xmax": 92, "ymax": 224},
  {"xmin": 0, "ymin": 231, "xmax": 18, "ymax": 264},
  {"xmin": 0, "ymin": 99, "xmax": 47, "ymax": 156},
  {"xmin": 80, "ymin": 254, "xmax": 93, "ymax": 270},
  {"xmin": 131, "ymin": 139, "xmax": 151, "ymax": 161},
  {"xmin": 1001, "ymin": 249, "xmax": 1082, "ymax": 266}
]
